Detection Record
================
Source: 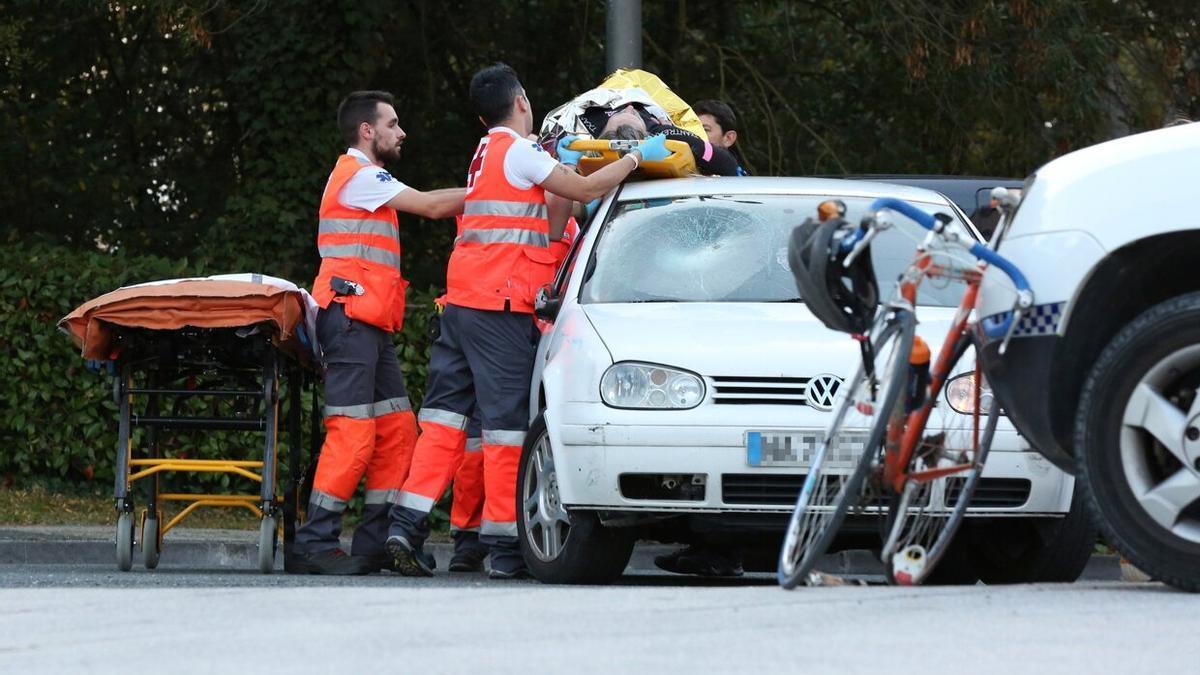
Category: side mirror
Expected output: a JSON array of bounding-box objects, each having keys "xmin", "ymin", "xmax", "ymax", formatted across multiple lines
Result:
[{"xmin": 534, "ymin": 285, "xmax": 561, "ymax": 322}]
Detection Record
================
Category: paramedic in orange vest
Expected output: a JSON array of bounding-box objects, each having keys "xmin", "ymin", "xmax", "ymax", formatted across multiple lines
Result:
[
  {"xmin": 385, "ymin": 63, "xmax": 671, "ymax": 578},
  {"xmin": 286, "ymin": 90, "xmax": 466, "ymax": 575},
  {"xmin": 445, "ymin": 211, "xmax": 581, "ymax": 574}
]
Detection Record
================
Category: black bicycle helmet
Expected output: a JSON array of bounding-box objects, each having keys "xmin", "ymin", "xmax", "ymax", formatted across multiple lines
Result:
[{"xmin": 787, "ymin": 212, "xmax": 879, "ymax": 334}]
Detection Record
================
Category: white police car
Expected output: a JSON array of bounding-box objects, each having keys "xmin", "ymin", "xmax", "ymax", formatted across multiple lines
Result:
[
  {"xmin": 977, "ymin": 122, "xmax": 1200, "ymax": 591},
  {"xmin": 522, "ymin": 176, "xmax": 1094, "ymax": 584}
]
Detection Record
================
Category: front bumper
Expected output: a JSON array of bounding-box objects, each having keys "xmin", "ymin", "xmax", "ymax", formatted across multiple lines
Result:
[
  {"xmin": 979, "ymin": 334, "xmax": 1076, "ymax": 472},
  {"xmin": 549, "ymin": 412, "xmax": 1075, "ymax": 517}
]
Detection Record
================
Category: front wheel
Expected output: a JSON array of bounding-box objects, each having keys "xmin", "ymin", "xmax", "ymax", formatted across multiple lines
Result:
[
  {"xmin": 258, "ymin": 513, "xmax": 278, "ymax": 574},
  {"xmin": 518, "ymin": 412, "xmax": 634, "ymax": 584},
  {"xmin": 778, "ymin": 310, "xmax": 915, "ymax": 589},
  {"xmin": 1076, "ymin": 292, "xmax": 1200, "ymax": 592}
]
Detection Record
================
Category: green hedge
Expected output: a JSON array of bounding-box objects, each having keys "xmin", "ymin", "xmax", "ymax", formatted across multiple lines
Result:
[{"xmin": 0, "ymin": 241, "xmax": 440, "ymax": 521}]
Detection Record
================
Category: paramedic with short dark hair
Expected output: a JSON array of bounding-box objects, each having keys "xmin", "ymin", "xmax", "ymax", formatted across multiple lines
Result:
[
  {"xmin": 286, "ymin": 90, "xmax": 465, "ymax": 576},
  {"xmin": 384, "ymin": 63, "xmax": 670, "ymax": 579}
]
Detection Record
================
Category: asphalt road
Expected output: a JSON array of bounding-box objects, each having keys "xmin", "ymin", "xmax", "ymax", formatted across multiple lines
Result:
[{"xmin": 0, "ymin": 564, "xmax": 1195, "ymax": 674}]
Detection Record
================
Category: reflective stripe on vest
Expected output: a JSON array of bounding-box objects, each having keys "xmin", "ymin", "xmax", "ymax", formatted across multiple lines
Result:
[
  {"xmin": 463, "ymin": 200, "xmax": 549, "ymax": 219},
  {"xmin": 316, "ymin": 242, "xmax": 402, "ymax": 268},
  {"xmin": 458, "ymin": 228, "xmax": 549, "ymax": 247},
  {"xmin": 446, "ymin": 130, "xmax": 554, "ymax": 312}
]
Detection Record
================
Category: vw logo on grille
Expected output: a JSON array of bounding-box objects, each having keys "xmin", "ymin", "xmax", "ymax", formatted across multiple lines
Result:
[{"xmin": 805, "ymin": 374, "xmax": 843, "ymax": 412}]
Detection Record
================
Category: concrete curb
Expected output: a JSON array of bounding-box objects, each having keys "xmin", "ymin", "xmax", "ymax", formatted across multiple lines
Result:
[{"xmin": 0, "ymin": 526, "xmax": 1122, "ymax": 581}]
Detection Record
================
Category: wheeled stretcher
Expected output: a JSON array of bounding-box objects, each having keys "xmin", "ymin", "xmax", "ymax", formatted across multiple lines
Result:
[{"xmin": 59, "ymin": 274, "xmax": 320, "ymax": 573}]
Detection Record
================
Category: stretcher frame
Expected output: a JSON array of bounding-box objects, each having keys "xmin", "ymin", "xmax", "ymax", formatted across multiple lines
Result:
[
  {"xmin": 109, "ymin": 325, "xmax": 313, "ymax": 574},
  {"xmin": 569, "ymin": 138, "xmax": 697, "ymax": 179}
]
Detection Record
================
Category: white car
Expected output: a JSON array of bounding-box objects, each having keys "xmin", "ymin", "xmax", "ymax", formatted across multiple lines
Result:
[
  {"xmin": 522, "ymin": 176, "xmax": 1094, "ymax": 584},
  {"xmin": 976, "ymin": 122, "xmax": 1200, "ymax": 591}
]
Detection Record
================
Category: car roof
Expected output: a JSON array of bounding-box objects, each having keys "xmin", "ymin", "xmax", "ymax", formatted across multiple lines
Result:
[{"xmin": 616, "ymin": 176, "xmax": 953, "ymax": 205}]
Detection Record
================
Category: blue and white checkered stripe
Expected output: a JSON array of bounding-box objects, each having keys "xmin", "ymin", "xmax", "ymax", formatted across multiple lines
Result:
[{"xmin": 983, "ymin": 301, "xmax": 1065, "ymax": 338}]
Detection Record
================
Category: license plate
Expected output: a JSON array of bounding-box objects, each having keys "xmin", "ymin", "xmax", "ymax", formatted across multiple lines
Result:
[{"xmin": 745, "ymin": 430, "xmax": 869, "ymax": 468}]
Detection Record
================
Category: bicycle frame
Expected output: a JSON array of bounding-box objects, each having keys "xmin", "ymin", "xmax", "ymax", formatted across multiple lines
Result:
[{"xmin": 881, "ymin": 251, "xmax": 987, "ymax": 495}]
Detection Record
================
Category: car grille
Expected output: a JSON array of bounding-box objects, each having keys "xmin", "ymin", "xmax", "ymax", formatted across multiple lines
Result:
[
  {"xmin": 944, "ymin": 477, "xmax": 1031, "ymax": 508},
  {"xmin": 721, "ymin": 474, "xmax": 891, "ymax": 508},
  {"xmin": 709, "ymin": 376, "xmax": 811, "ymax": 406},
  {"xmin": 721, "ymin": 474, "xmax": 1029, "ymax": 509}
]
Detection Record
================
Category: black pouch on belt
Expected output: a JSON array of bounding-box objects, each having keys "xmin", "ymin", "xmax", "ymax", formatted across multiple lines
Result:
[{"xmin": 330, "ymin": 276, "xmax": 364, "ymax": 297}]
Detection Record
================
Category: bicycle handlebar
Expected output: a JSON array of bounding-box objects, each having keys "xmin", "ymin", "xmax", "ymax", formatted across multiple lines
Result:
[{"xmin": 841, "ymin": 197, "xmax": 1035, "ymax": 345}]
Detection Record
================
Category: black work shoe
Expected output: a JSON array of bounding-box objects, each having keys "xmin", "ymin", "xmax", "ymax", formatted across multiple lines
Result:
[
  {"xmin": 370, "ymin": 548, "xmax": 437, "ymax": 574},
  {"xmin": 284, "ymin": 548, "xmax": 374, "ymax": 575},
  {"xmin": 488, "ymin": 566, "xmax": 533, "ymax": 580},
  {"xmin": 384, "ymin": 535, "xmax": 434, "ymax": 577},
  {"xmin": 448, "ymin": 546, "xmax": 487, "ymax": 573},
  {"xmin": 654, "ymin": 545, "xmax": 744, "ymax": 577}
]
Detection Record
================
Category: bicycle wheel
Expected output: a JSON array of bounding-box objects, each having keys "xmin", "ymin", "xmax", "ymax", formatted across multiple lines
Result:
[
  {"xmin": 778, "ymin": 309, "xmax": 915, "ymax": 589},
  {"xmin": 881, "ymin": 335, "xmax": 999, "ymax": 585}
]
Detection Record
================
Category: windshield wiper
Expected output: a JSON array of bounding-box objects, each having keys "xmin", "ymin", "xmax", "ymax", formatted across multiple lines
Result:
[{"xmin": 697, "ymin": 195, "xmax": 764, "ymax": 205}]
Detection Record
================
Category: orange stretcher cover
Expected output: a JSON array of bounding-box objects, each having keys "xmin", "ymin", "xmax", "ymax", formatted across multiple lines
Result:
[{"xmin": 59, "ymin": 279, "xmax": 311, "ymax": 362}]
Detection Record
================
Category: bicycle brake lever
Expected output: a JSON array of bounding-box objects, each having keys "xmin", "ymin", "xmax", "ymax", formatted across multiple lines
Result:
[{"xmin": 842, "ymin": 228, "xmax": 878, "ymax": 268}]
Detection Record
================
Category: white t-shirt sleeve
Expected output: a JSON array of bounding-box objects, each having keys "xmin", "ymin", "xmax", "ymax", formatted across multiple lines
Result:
[
  {"xmin": 503, "ymin": 139, "xmax": 560, "ymax": 190},
  {"xmin": 339, "ymin": 166, "xmax": 408, "ymax": 212}
]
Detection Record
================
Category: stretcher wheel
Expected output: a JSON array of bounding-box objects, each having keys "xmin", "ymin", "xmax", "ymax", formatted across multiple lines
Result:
[
  {"xmin": 116, "ymin": 511, "xmax": 134, "ymax": 572},
  {"xmin": 142, "ymin": 513, "xmax": 160, "ymax": 570},
  {"xmin": 258, "ymin": 514, "xmax": 277, "ymax": 574}
]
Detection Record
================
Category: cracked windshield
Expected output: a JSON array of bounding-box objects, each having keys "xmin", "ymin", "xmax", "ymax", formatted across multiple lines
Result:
[{"xmin": 580, "ymin": 194, "xmax": 968, "ymax": 306}]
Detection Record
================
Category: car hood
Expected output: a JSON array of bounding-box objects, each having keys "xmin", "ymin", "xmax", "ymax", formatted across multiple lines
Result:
[{"xmin": 582, "ymin": 302, "xmax": 955, "ymax": 378}]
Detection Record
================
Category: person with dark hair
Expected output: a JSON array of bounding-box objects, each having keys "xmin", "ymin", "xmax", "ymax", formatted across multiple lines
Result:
[
  {"xmin": 578, "ymin": 102, "xmax": 741, "ymax": 176},
  {"xmin": 385, "ymin": 63, "xmax": 670, "ymax": 579},
  {"xmin": 286, "ymin": 90, "xmax": 465, "ymax": 576},
  {"xmin": 694, "ymin": 99, "xmax": 748, "ymax": 176}
]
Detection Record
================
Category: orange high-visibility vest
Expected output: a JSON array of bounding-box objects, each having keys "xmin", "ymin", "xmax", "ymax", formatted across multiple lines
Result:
[
  {"xmin": 312, "ymin": 153, "xmax": 408, "ymax": 331},
  {"xmin": 445, "ymin": 131, "xmax": 557, "ymax": 313}
]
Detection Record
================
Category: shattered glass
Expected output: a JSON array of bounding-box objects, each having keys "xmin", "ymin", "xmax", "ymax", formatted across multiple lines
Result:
[{"xmin": 580, "ymin": 194, "xmax": 968, "ymax": 306}]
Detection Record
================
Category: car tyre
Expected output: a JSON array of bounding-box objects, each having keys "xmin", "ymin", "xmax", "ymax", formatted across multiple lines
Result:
[
  {"xmin": 1074, "ymin": 292, "xmax": 1200, "ymax": 592},
  {"xmin": 960, "ymin": 485, "xmax": 1095, "ymax": 584},
  {"xmin": 517, "ymin": 412, "xmax": 635, "ymax": 584}
]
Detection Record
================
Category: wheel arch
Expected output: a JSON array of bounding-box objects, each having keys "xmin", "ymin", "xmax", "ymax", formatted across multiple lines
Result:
[{"xmin": 1051, "ymin": 230, "xmax": 1200, "ymax": 452}]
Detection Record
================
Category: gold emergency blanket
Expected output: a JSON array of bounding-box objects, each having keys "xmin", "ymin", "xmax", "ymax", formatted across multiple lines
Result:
[{"xmin": 598, "ymin": 68, "xmax": 706, "ymax": 138}]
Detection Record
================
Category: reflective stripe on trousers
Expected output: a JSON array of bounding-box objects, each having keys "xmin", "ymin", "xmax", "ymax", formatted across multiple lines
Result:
[
  {"xmin": 481, "ymin": 429, "xmax": 525, "ymax": 447},
  {"xmin": 481, "ymin": 520, "xmax": 518, "ymax": 537},
  {"xmin": 395, "ymin": 490, "xmax": 436, "ymax": 513},
  {"xmin": 418, "ymin": 407, "xmax": 470, "ymax": 431},
  {"xmin": 364, "ymin": 488, "xmax": 399, "ymax": 505},
  {"xmin": 309, "ymin": 489, "xmax": 348, "ymax": 513},
  {"xmin": 325, "ymin": 396, "xmax": 412, "ymax": 419}
]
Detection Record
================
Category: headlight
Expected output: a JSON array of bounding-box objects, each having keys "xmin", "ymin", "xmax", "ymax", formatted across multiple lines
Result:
[
  {"xmin": 944, "ymin": 371, "xmax": 995, "ymax": 415},
  {"xmin": 600, "ymin": 362, "xmax": 705, "ymax": 409}
]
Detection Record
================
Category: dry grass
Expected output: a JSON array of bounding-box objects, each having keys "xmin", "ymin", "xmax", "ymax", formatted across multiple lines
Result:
[{"xmin": 0, "ymin": 485, "xmax": 257, "ymax": 529}]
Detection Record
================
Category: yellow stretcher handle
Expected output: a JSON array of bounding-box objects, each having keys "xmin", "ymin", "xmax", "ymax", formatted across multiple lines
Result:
[{"xmin": 568, "ymin": 139, "xmax": 697, "ymax": 179}]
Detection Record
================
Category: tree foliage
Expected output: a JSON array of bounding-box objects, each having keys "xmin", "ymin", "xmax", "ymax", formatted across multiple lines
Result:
[
  {"xmin": 0, "ymin": 1, "xmax": 1197, "ymax": 488},
  {"xmin": 3, "ymin": 0, "xmax": 1196, "ymax": 288}
]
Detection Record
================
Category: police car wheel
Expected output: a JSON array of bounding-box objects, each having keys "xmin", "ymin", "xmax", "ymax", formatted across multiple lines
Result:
[
  {"xmin": 517, "ymin": 412, "xmax": 634, "ymax": 584},
  {"xmin": 1075, "ymin": 292, "xmax": 1200, "ymax": 592}
]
